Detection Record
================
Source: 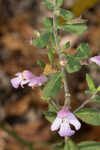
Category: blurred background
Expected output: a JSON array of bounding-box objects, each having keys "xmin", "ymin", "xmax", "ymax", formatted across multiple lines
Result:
[{"xmin": 0, "ymin": 0, "xmax": 100, "ymax": 150}]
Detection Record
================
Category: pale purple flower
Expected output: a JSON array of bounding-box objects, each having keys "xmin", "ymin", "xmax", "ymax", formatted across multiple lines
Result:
[
  {"xmin": 11, "ymin": 70, "xmax": 35, "ymax": 88},
  {"xmin": 89, "ymin": 56, "xmax": 100, "ymax": 66},
  {"xmin": 28, "ymin": 75, "xmax": 48, "ymax": 87},
  {"xmin": 11, "ymin": 70, "xmax": 47, "ymax": 88},
  {"xmin": 51, "ymin": 108, "xmax": 81, "ymax": 137}
]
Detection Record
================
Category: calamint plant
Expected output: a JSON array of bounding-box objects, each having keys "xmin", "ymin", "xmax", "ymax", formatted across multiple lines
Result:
[{"xmin": 11, "ymin": 0, "xmax": 100, "ymax": 149}]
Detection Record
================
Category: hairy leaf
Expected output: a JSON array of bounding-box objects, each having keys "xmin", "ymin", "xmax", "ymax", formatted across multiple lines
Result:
[
  {"xmin": 78, "ymin": 141, "xmax": 100, "ymax": 150},
  {"xmin": 60, "ymin": 23, "xmax": 87, "ymax": 35},
  {"xmin": 33, "ymin": 32, "xmax": 49, "ymax": 48},
  {"xmin": 75, "ymin": 43, "xmax": 91, "ymax": 60},
  {"xmin": 66, "ymin": 55, "xmax": 81, "ymax": 73},
  {"xmin": 59, "ymin": 8, "xmax": 75, "ymax": 21},
  {"xmin": 75, "ymin": 108, "xmax": 100, "ymax": 125},
  {"xmin": 43, "ymin": 72, "xmax": 62, "ymax": 98}
]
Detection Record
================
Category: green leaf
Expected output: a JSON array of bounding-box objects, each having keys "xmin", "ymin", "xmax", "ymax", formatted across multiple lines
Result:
[
  {"xmin": 43, "ymin": 72, "xmax": 62, "ymax": 98},
  {"xmin": 60, "ymin": 23, "xmax": 87, "ymax": 35},
  {"xmin": 43, "ymin": 18, "xmax": 53, "ymax": 28},
  {"xmin": 85, "ymin": 90, "xmax": 93, "ymax": 95},
  {"xmin": 44, "ymin": 102, "xmax": 57, "ymax": 123},
  {"xmin": 33, "ymin": 32, "xmax": 49, "ymax": 48},
  {"xmin": 48, "ymin": 47, "xmax": 55, "ymax": 65},
  {"xmin": 44, "ymin": 111, "xmax": 56, "ymax": 122},
  {"xmin": 62, "ymin": 41, "xmax": 70, "ymax": 51},
  {"xmin": 75, "ymin": 43, "xmax": 91, "ymax": 60},
  {"xmin": 58, "ymin": 8, "xmax": 75, "ymax": 21},
  {"xmin": 86, "ymin": 74, "xmax": 96, "ymax": 91},
  {"xmin": 66, "ymin": 55, "xmax": 81, "ymax": 73},
  {"xmin": 43, "ymin": 1, "xmax": 54, "ymax": 10},
  {"xmin": 75, "ymin": 108, "xmax": 100, "ymax": 126},
  {"xmin": 57, "ymin": 0, "xmax": 63, "ymax": 7},
  {"xmin": 97, "ymin": 85, "xmax": 100, "ymax": 92},
  {"xmin": 78, "ymin": 141, "xmax": 100, "ymax": 150},
  {"xmin": 64, "ymin": 139, "xmax": 79, "ymax": 150},
  {"xmin": 91, "ymin": 95, "xmax": 100, "ymax": 103},
  {"xmin": 37, "ymin": 60, "xmax": 45, "ymax": 68}
]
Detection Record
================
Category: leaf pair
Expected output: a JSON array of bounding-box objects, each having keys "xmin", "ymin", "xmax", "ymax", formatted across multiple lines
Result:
[{"xmin": 66, "ymin": 43, "xmax": 91, "ymax": 73}]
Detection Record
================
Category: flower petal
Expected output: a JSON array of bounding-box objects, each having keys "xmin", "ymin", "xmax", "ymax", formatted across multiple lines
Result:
[
  {"xmin": 28, "ymin": 75, "xmax": 47, "ymax": 87},
  {"xmin": 58, "ymin": 108, "xmax": 69, "ymax": 118},
  {"xmin": 90, "ymin": 56, "xmax": 100, "ymax": 66},
  {"xmin": 58, "ymin": 121, "xmax": 75, "ymax": 137},
  {"xmin": 51, "ymin": 117, "xmax": 62, "ymax": 131},
  {"xmin": 66, "ymin": 112, "xmax": 81, "ymax": 130},
  {"xmin": 20, "ymin": 80, "xmax": 30, "ymax": 88},
  {"xmin": 11, "ymin": 77, "xmax": 22, "ymax": 88},
  {"xmin": 28, "ymin": 78, "xmax": 38, "ymax": 87},
  {"xmin": 23, "ymin": 70, "xmax": 35, "ymax": 80},
  {"xmin": 36, "ymin": 75, "xmax": 48, "ymax": 86},
  {"xmin": 15, "ymin": 72, "xmax": 22, "ymax": 77}
]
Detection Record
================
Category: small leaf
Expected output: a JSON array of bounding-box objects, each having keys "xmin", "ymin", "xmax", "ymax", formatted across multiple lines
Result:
[
  {"xmin": 43, "ymin": 18, "xmax": 53, "ymax": 28},
  {"xmin": 44, "ymin": 111, "xmax": 56, "ymax": 122},
  {"xmin": 56, "ymin": 0, "xmax": 63, "ymax": 7},
  {"xmin": 97, "ymin": 85, "xmax": 100, "ymax": 92},
  {"xmin": 75, "ymin": 108, "xmax": 100, "ymax": 126},
  {"xmin": 33, "ymin": 32, "xmax": 49, "ymax": 48},
  {"xmin": 58, "ymin": 8, "xmax": 75, "ymax": 21},
  {"xmin": 78, "ymin": 141, "xmax": 100, "ymax": 150},
  {"xmin": 37, "ymin": 60, "xmax": 45, "ymax": 68},
  {"xmin": 43, "ymin": 72, "xmax": 62, "ymax": 98},
  {"xmin": 86, "ymin": 74, "xmax": 96, "ymax": 91},
  {"xmin": 64, "ymin": 139, "xmax": 79, "ymax": 150},
  {"xmin": 91, "ymin": 95, "xmax": 100, "ymax": 103},
  {"xmin": 66, "ymin": 55, "xmax": 81, "ymax": 73},
  {"xmin": 62, "ymin": 41, "xmax": 70, "ymax": 51},
  {"xmin": 75, "ymin": 43, "xmax": 91, "ymax": 60},
  {"xmin": 43, "ymin": 1, "xmax": 54, "ymax": 11},
  {"xmin": 44, "ymin": 102, "xmax": 57, "ymax": 122},
  {"xmin": 60, "ymin": 23, "xmax": 87, "ymax": 35}
]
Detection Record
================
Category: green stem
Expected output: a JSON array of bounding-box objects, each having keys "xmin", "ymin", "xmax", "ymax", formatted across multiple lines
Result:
[
  {"xmin": 0, "ymin": 124, "xmax": 34, "ymax": 150},
  {"xmin": 74, "ymin": 94, "xmax": 96, "ymax": 113},
  {"xmin": 53, "ymin": 0, "xmax": 71, "ymax": 108}
]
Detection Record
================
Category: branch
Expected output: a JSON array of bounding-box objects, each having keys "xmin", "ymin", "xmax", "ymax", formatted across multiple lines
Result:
[{"xmin": 53, "ymin": 0, "xmax": 71, "ymax": 108}]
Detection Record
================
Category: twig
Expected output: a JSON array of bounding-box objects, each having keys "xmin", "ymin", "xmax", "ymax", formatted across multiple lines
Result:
[
  {"xmin": 53, "ymin": 0, "xmax": 71, "ymax": 109},
  {"xmin": 74, "ymin": 95, "xmax": 95, "ymax": 113}
]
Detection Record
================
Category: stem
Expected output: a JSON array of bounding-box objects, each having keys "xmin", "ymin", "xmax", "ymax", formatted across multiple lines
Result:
[
  {"xmin": 74, "ymin": 95, "xmax": 95, "ymax": 113},
  {"xmin": 0, "ymin": 124, "xmax": 34, "ymax": 150},
  {"xmin": 53, "ymin": 0, "xmax": 71, "ymax": 108}
]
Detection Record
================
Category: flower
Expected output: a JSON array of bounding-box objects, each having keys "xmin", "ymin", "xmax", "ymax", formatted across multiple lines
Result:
[
  {"xmin": 51, "ymin": 108, "xmax": 81, "ymax": 137},
  {"xmin": 28, "ymin": 75, "xmax": 48, "ymax": 87},
  {"xmin": 89, "ymin": 56, "xmax": 100, "ymax": 66},
  {"xmin": 11, "ymin": 70, "xmax": 48, "ymax": 88},
  {"xmin": 11, "ymin": 70, "xmax": 35, "ymax": 88}
]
